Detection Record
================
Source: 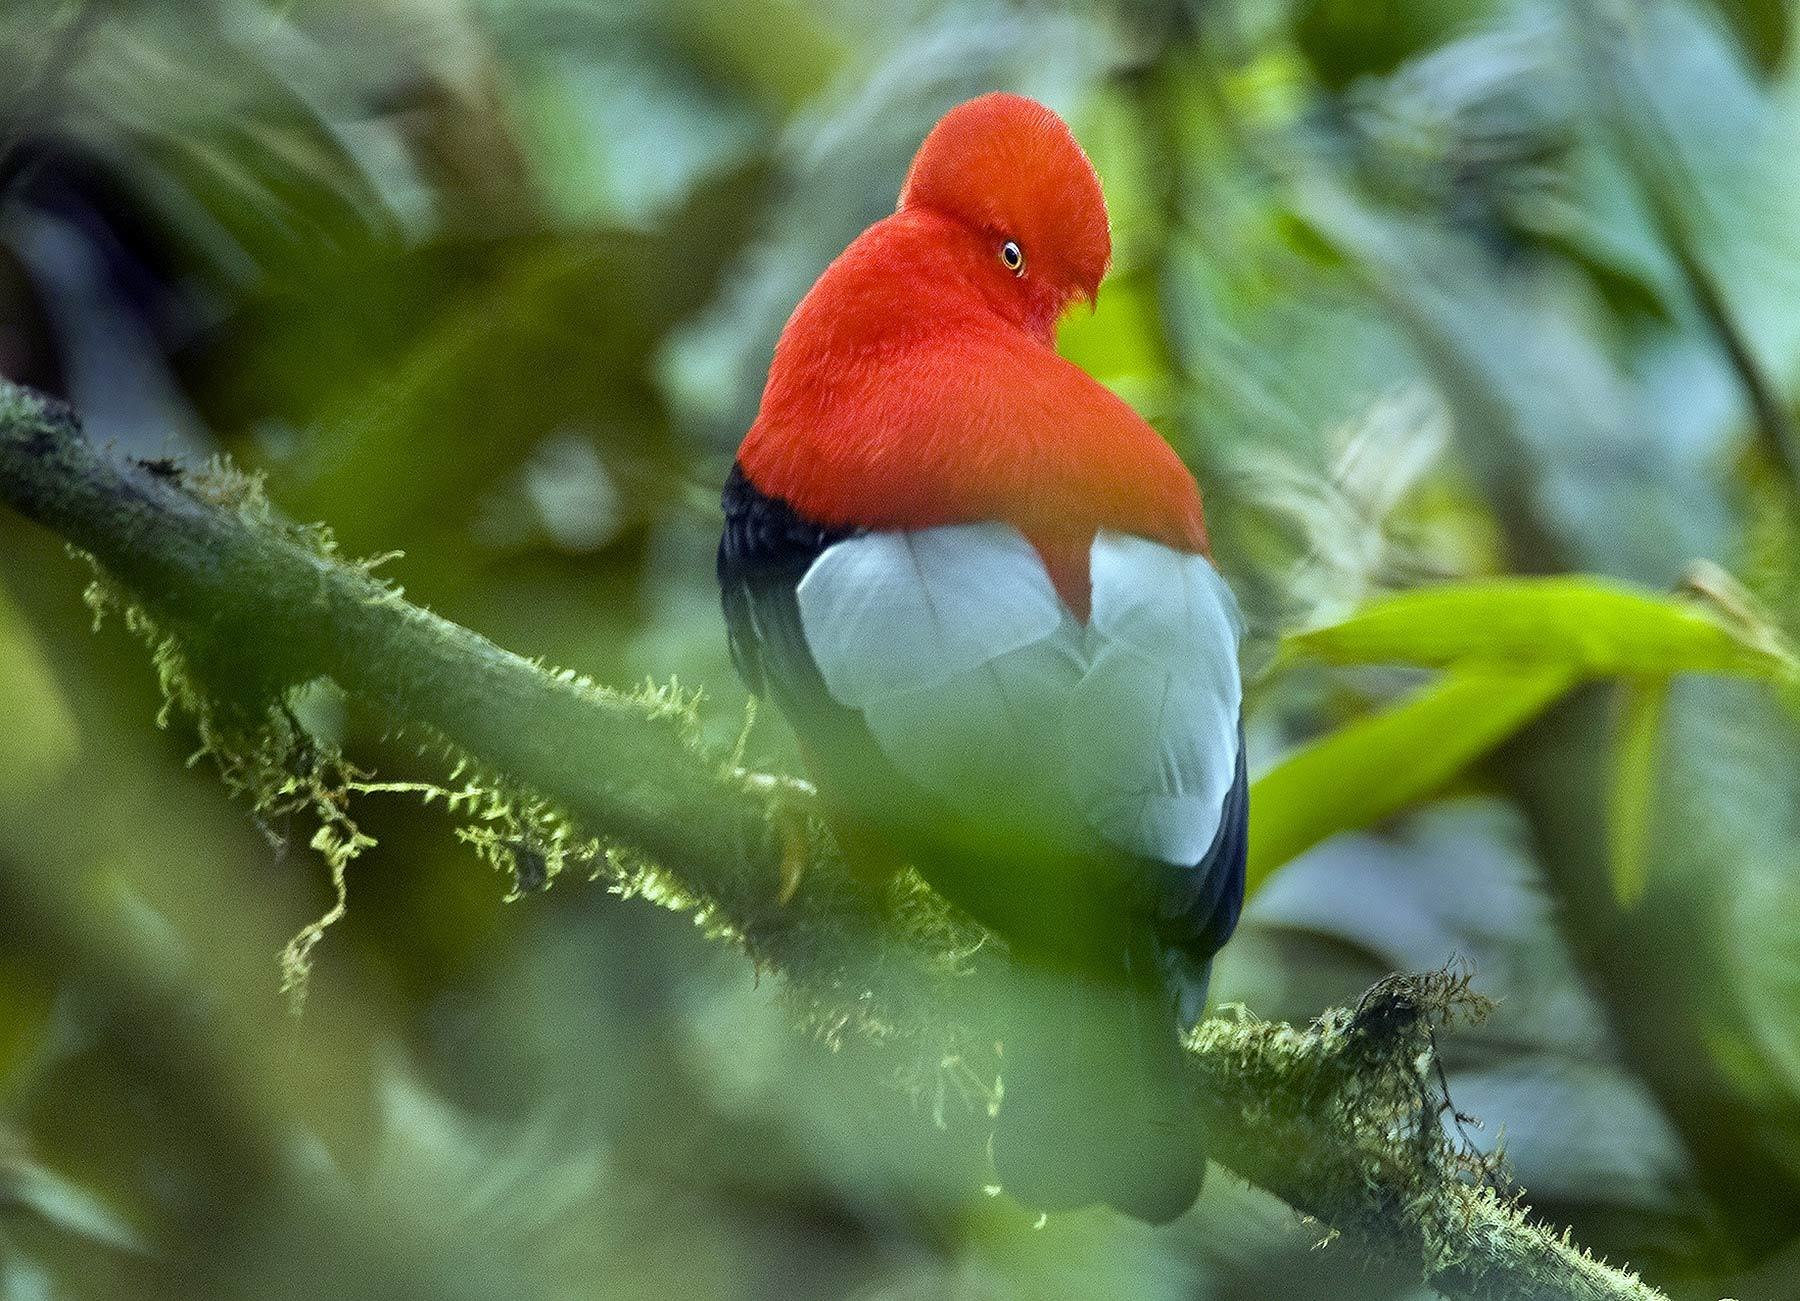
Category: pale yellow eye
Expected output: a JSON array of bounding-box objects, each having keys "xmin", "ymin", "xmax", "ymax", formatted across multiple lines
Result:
[{"xmin": 999, "ymin": 239, "xmax": 1025, "ymax": 276}]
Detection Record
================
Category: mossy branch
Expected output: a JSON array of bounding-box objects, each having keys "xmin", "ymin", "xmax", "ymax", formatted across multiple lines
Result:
[{"xmin": 0, "ymin": 379, "xmax": 1670, "ymax": 1301}]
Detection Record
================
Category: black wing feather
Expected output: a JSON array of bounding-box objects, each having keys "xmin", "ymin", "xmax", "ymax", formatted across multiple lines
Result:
[
  {"xmin": 1156, "ymin": 732, "xmax": 1249, "ymax": 961},
  {"xmin": 718, "ymin": 462, "xmax": 856, "ymax": 710}
]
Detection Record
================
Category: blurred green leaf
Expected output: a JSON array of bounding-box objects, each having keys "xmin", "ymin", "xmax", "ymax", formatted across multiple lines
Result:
[
  {"xmin": 0, "ymin": 1160, "xmax": 148, "ymax": 1256},
  {"xmin": 664, "ymin": 0, "xmax": 845, "ymax": 114},
  {"xmin": 1285, "ymin": 577, "xmax": 1796, "ymax": 680},
  {"xmin": 0, "ymin": 583, "xmax": 78, "ymax": 800},
  {"xmin": 503, "ymin": 48, "xmax": 762, "ymax": 230},
  {"xmin": 1057, "ymin": 266, "xmax": 1176, "ymax": 418},
  {"xmin": 1293, "ymin": 0, "xmax": 1502, "ymax": 91},
  {"xmin": 1609, "ymin": 676, "xmax": 1670, "ymax": 907},
  {"xmin": 1709, "ymin": 0, "xmax": 1791, "ymax": 72},
  {"xmin": 0, "ymin": 953, "xmax": 54, "ymax": 1094},
  {"xmin": 1247, "ymin": 665, "xmax": 1574, "ymax": 891}
]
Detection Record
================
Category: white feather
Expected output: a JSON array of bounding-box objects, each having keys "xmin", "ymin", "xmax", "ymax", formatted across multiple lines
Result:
[
  {"xmin": 795, "ymin": 524, "xmax": 1064, "ymax": 708},
  {"xmin": 1065, "ymin": 643, "xmax": 1239, "ymax": 864},
  {"xmin": 863, "ymin": 628, "xmax": 1086, "ymax": 826},
  {"xmin": 1089, "ymin": 530, "xmax": 1246, "ymax": 660},
  {"xmin": 1073, "ymin": 533, "xmax": 1244, "ymax": 862},
  {"xmin": 794, "ymin": 524, "xmax": 1243, "ymax": 867}
]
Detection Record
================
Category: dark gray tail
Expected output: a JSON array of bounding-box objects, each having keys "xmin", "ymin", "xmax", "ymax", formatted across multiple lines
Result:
[{"xmin": 992, "ymin": 926, "xmax": 1205, "ymax": 1224}]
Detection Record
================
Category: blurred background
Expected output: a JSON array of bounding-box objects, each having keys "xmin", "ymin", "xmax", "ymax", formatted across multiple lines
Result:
[{"xmin": 3, "ymin": 0, "xmax": 1800, "ymax": 1296}]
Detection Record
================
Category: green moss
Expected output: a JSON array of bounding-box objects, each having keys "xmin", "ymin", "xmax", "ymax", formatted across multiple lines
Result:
[
  {"xmin": 80, "ymin": 551, "xmax": 373, "ymax": 1007},
  {"xmin": 74, "ymin": 520, "xmax": 613, "ymax": 1010}
]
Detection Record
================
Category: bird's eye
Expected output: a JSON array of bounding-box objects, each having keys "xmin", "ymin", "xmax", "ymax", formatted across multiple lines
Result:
[{"xmin": 999, "ymin": 239, "xmax": 1025, "ymax": 276}]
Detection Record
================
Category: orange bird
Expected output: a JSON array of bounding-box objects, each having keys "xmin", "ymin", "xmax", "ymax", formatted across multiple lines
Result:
[{"xmin": 719, "ymin": 93, "xmax": 1245, "ymax": 1223}]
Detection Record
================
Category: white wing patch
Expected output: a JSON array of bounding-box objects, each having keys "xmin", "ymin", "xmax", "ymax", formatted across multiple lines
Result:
[
  {"xmin": 794, "ymin": 524, "xmax": 1243, "ymax": 867},
  {"xmin": 1072, "ymin": 532, "xmax": 1244, "ymax": 864},
  {"xmin": 796, "ymin": 525, "xmax": 1065, "ymax": 706}
]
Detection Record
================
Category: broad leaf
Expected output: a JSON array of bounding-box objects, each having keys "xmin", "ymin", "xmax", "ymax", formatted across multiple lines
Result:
[
  {"xmin": 1286, "ymin": 577, "xmax": 1794, "ymax": 680},
  {"xmin": 1246, "ymin": 665, "xmax": 1574, "ymax": 891},
  {"xmin": 1609, "ymin": 678, "xmax": 1671, "ymax": 908},
  {"xmin": 0, "ymin": 584, "xmax": 78, "ymax": 799}
]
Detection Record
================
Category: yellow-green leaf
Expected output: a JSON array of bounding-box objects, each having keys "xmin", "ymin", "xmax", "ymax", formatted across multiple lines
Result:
[
  {"xmin": 0, "ymin": 582, "xmax": 79, "ymax": 800},
  {"xmin": 0, "ymin": 953, "xmax": 54, "ymax": 1094},
  {"xmin": 1609, "ymin": 677, "xmax": 1670, "ymax": 908},
  {"xmin": 1286, "ymin": 578, "xmax": 1794, "ymax": 680},
  {"xmin": 1246, "ymin": 665, "xmax": 1575, "ymax": 893}
]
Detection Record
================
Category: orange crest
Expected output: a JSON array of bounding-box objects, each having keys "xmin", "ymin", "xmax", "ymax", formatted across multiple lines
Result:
[{"xmin": 899, "ymin": 93, "xmax": 1111, "ymax": 311}]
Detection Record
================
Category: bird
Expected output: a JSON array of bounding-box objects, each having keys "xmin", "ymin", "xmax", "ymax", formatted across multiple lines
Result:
[{"xmin": 717, "ymin": 92, "xmax": 1246, "ymax": 1224}]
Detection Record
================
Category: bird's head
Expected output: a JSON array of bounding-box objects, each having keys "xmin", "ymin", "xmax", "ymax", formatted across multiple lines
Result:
[{"xmin": 898, "ymin": 93, "xmax": 1111, "ymax": 335}]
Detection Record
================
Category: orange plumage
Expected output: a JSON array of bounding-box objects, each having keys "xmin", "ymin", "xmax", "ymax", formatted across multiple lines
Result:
[{"xmin": 737, "ymin": 92, "xmax": 1206, "ymax": 614}]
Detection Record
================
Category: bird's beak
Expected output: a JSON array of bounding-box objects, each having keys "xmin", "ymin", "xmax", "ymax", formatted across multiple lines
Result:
[{"xmin": 1065, "ymin": 282, "xmax": 1100, "ymax": 315}]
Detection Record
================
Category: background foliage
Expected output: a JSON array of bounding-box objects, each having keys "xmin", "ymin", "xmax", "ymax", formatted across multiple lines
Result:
[{"xmin": 4, "ymin": 0, "xmax": 1800, "ymax": 1296}]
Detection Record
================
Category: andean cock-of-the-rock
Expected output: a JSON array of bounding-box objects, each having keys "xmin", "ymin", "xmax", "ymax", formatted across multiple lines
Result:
[{"xmin": 718, "ymin": 92, "xmax": 1246, "ymax": 1224}]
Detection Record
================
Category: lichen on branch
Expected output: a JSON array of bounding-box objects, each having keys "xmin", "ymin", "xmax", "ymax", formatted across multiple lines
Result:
[{"xmin": 0, "ymin": 378, "xmax": 1670, "ymax": 1301}]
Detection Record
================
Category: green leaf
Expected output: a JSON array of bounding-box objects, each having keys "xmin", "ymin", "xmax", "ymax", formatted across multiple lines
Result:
[
  {"xmin": 1246, "ymin": 665, "xmax": 1575, "ymax": 893},
  {"xmin": 1609, "ymin": 677, "xmax": 1670, "ymax": 909},
  {"xmin": 1285, "ymin": 577, "xmax": 1795, "ymax": 681},
  {"xmin": 0, "ymin": 583, "xmax": 79, "ymax": 800},
  {"xmin": 2, "ymin": 1160, "xmax": 149, "ymax": 1255},
  {"xmin": 0, "ymin": 953, "xmax": 53, "ymax": 1094}
]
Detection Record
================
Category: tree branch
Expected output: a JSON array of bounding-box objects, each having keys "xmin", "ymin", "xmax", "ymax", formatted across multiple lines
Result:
[{"xmin": 0, "ymin": 378, "xmax": 1670, "ymax": 1301}]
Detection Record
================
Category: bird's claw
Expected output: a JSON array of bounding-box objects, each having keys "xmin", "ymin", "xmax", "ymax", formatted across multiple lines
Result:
[
  {"xmin": 735, "ymin": 768, "xmax": 818, "ymax": 906},
  {"xmin": 776, "ymin": 805, "xmax": 808, "ymax": 905}
]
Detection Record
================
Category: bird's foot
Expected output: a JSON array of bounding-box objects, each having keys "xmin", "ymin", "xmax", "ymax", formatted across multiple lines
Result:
[
  {"xmin": 734, "ymin": 768, "xmax": 818, "ymax": 906},
  {"xmin": 776, "ymin": 805, "xmax": 809, "ymax": 904}
]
